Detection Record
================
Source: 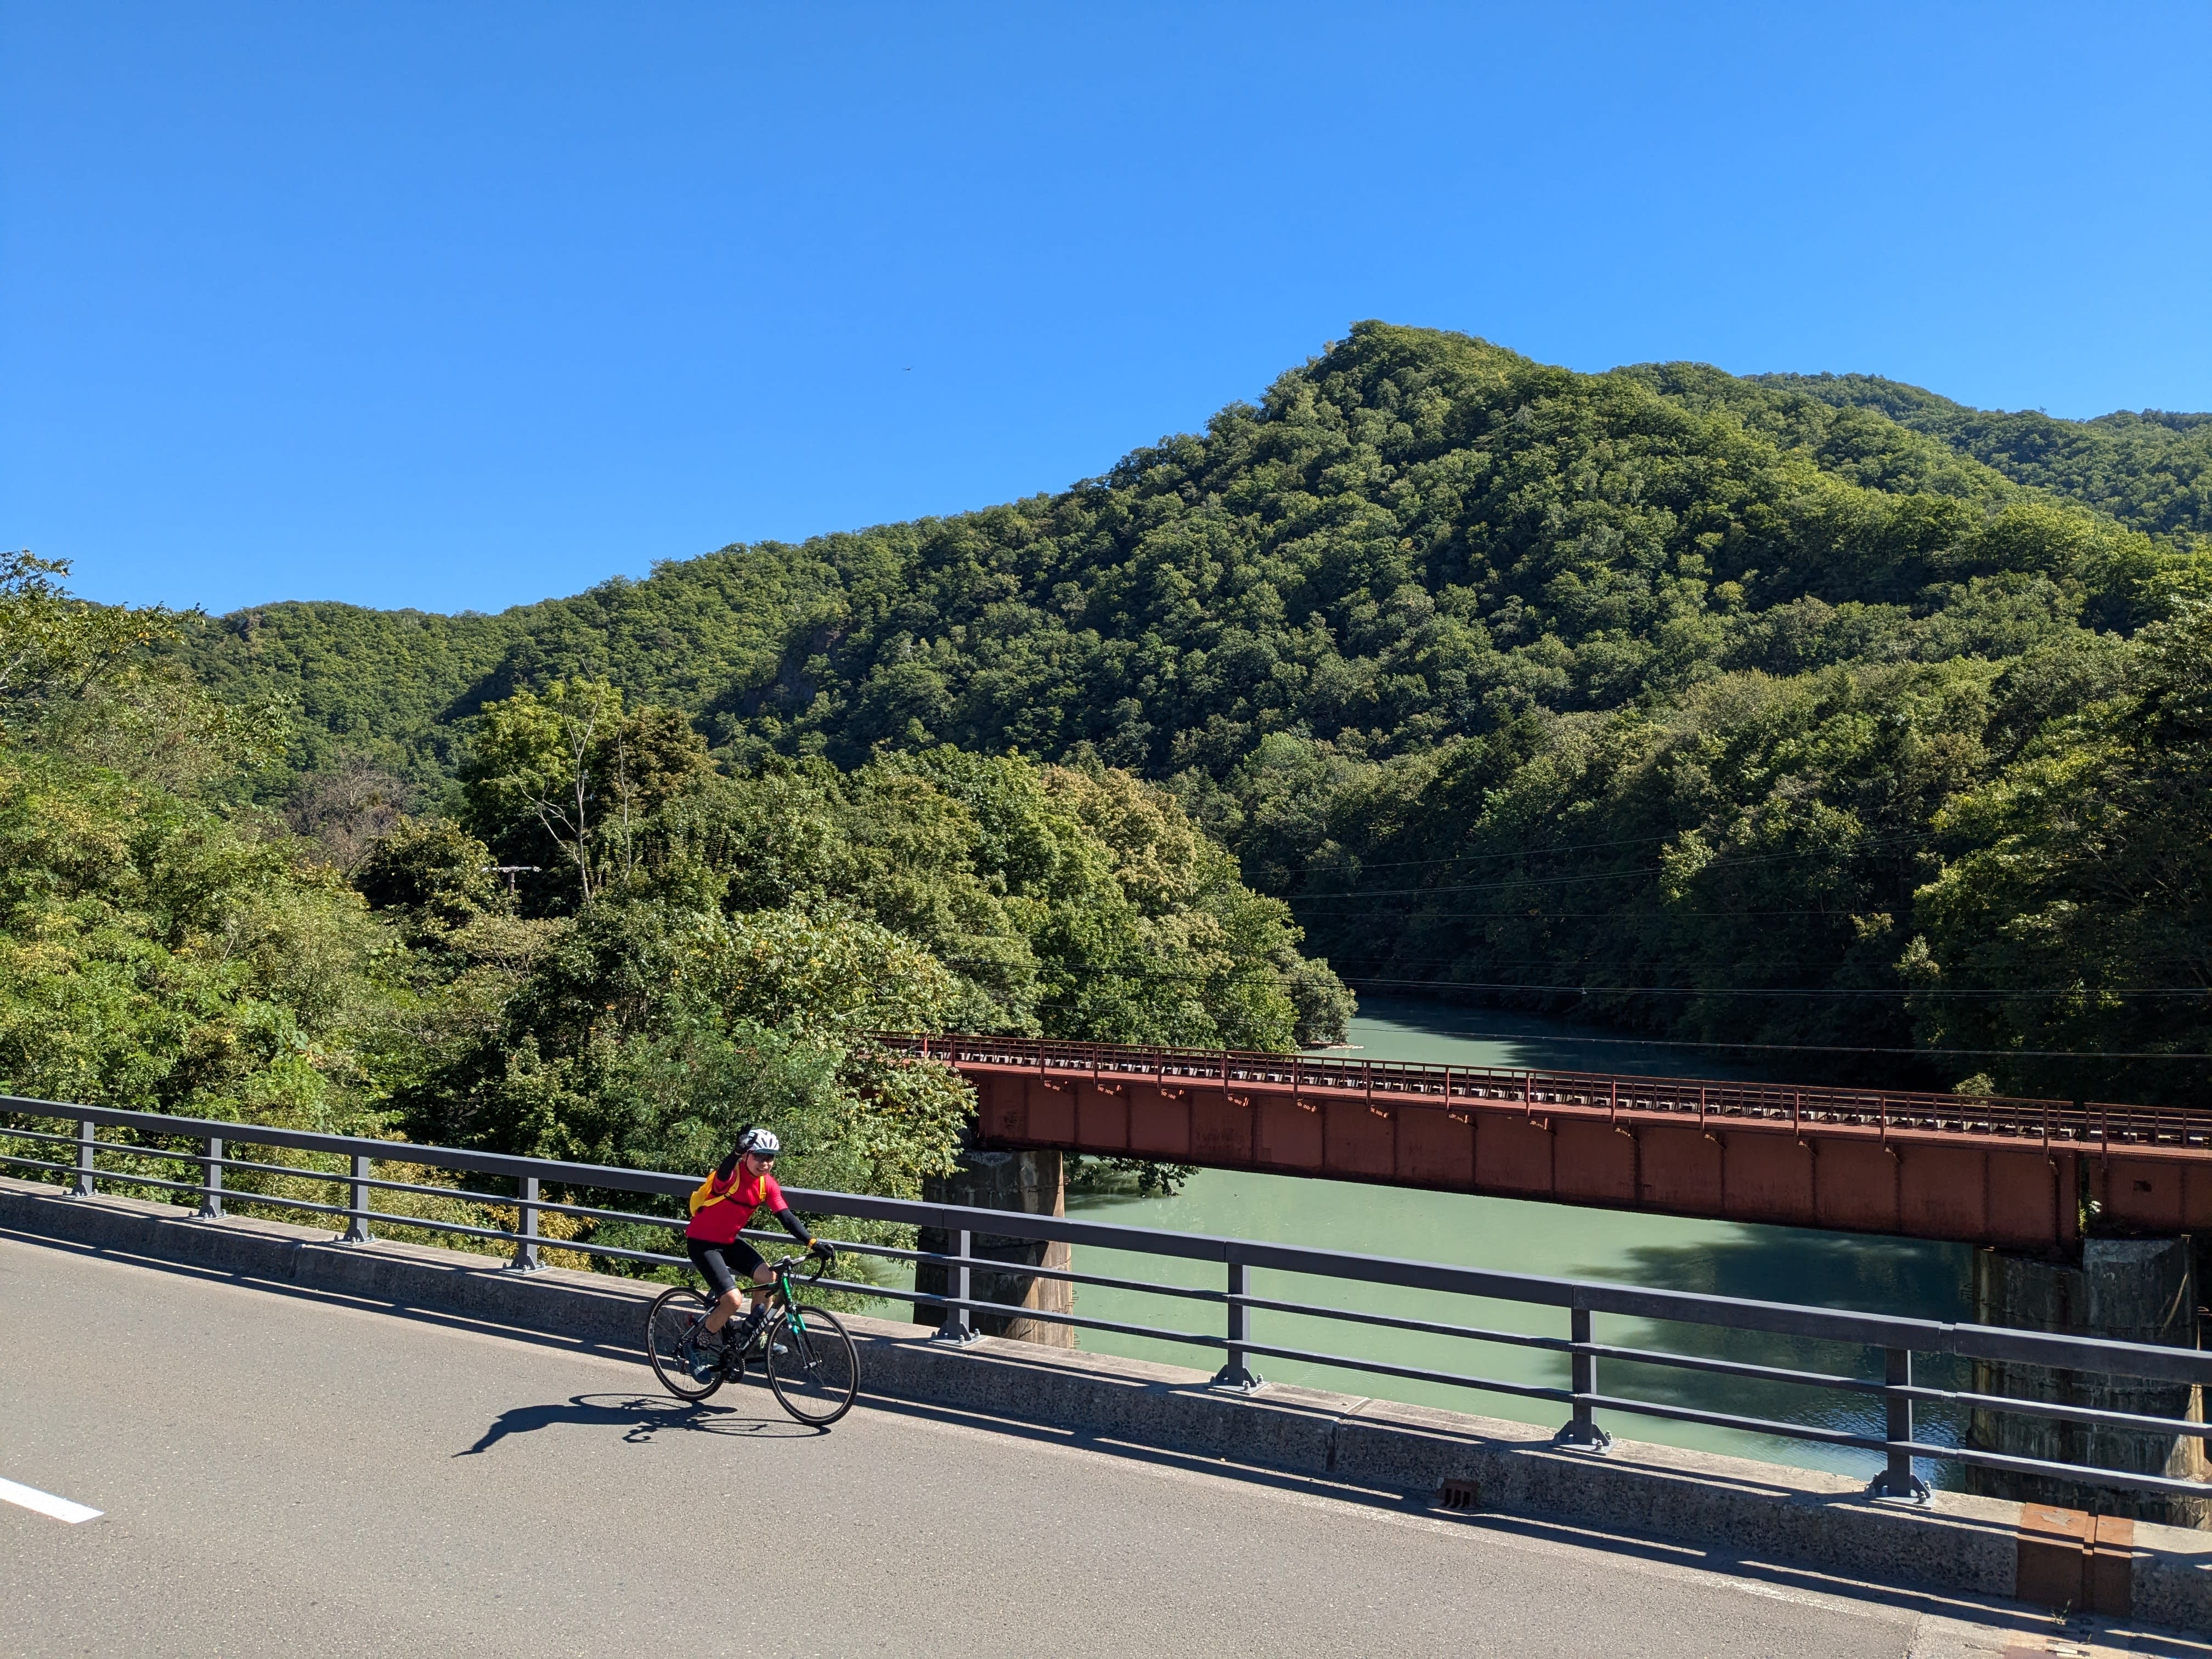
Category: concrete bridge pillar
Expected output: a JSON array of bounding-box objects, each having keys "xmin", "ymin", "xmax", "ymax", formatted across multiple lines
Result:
[
  {"xmin": 913, "ymin": 1148, "xmax": 1075, "ymax": 1347},
  {"xmin": 1969, "ymin": 1237, "xmax": 2210, "ymax": 1527}
]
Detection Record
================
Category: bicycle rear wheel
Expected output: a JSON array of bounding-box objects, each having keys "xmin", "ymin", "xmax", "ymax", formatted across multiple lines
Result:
[
  {"xmin": 646, "ymin": 1285, "xmax": 724, "ymax": 1402},
  {"xmin": 766, "ymin": 1304, "xmax": 859, "ymax": 1426}
]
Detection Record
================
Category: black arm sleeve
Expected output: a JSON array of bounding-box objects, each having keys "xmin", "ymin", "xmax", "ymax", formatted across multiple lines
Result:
[{"xmin": 771, "ymin": 1206, "xmax": 811, "ymax": 1246}]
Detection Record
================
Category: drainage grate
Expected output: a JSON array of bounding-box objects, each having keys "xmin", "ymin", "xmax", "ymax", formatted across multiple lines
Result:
[{"xmin": 1435, "ymin": 1478, "xmax": 1481, "ymax": 1512}]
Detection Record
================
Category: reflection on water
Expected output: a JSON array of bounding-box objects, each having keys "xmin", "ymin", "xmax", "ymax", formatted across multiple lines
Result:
[{"xmin": 1054, "ymin": 998, "xmax": 1974, "ymax": 1486}]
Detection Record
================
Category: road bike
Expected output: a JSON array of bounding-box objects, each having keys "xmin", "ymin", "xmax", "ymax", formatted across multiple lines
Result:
[{"xmin": 645, "ymin": 1251, "xmax": 860, "ymax": 1426}]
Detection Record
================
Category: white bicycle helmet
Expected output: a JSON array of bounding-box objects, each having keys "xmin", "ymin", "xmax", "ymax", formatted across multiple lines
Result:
[{"xmin": 738, "ymin": 1126, "xmax": 781, "ymax": 1156}]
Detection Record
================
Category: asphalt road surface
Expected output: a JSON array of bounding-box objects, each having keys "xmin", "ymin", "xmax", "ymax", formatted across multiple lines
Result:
[{"xmin": 0, "ymin": 1233, "xmax": 2166, "ymax": 1658}]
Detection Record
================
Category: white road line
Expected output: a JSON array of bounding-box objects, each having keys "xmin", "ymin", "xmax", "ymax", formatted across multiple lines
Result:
[{"xmin": 0, "ymin": 1476, "xmax": 102, "ymax": 1523}]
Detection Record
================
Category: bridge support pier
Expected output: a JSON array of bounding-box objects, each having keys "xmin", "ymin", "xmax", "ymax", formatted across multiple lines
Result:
[
  {"xmin": 1970, "ymin": 1238, "xmax": 2211, "ymax": 1527},
  {"xmin": 914, "ymin": 1149, "xmax": 1074, "ymax": 1347}
]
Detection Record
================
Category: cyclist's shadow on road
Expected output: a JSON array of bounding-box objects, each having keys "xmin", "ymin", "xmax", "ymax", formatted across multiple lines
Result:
[{"xmin": 457, "ymin": 1392, "xmax": 823, "ymax": 1457}]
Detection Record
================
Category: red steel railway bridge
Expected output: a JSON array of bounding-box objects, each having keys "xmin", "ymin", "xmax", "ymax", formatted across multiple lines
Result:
[{"xmin": 879, "ymin": 1034, "xmax": 2212, "ymax": 1250}]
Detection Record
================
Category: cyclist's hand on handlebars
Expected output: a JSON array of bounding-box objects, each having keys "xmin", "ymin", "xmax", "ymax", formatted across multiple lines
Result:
[{"xmin": 809, "ymin": 1238, "xmax": 836, "ymax": 1260}]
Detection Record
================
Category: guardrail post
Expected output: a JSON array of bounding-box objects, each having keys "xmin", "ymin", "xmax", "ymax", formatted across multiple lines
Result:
[
  {"xmin": 342, "ymin": 1154, "xmax": 373, "ymax": 1243},
  {"xmin": 934, "ymin": 1226, "xmax": 980, "ymax": 1344},
  {"xmin": 199, "ymin": 1136, "xmax": 224, "ymax": 1218},
  {"xmin": 1868, "ymin": 1347, "xmax": 1931, "ymax": 1502},
  {"xmin": 1555, "ymin": 1301, "xmax": 1612, "ymax": 1450},
  {"xmin": 73, "ymin": 1118, "xmax": 95, "ymax": 1197},
  {"xmin": 1212, "ymin": 1249, "xmax": 1262, "ymax": 1390},
  {"xmin": 511, "ymin": 1175, "xmax": 540, "ymax": 1271}
]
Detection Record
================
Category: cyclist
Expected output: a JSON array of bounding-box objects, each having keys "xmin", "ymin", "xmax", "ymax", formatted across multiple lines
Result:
[{"xmin": 684, "ymin": 1127, "xmax": 833, "ymax": 1368}]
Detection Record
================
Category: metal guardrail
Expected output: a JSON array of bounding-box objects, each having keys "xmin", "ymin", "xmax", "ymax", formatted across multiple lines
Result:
[
  {"xmin": 881, "ymin": 1032, "xmax": 2211, "ymax": 1153},
  {"xmin": 5, "ymin": 1094, "xmax": 2212, "ymax": 1504}
]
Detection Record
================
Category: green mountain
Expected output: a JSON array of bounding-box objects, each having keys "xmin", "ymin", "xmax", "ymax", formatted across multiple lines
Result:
[
  {"xmin": 1753, "ymin": 372, "xmax": 2212, "ymax": 543},
  {"xmin": 187, "ymin": 325, "xmax": 2200, "ymax": 781},
  {"xmin": 179, "ymin": 324, "xmax": 2212, "ymax": 1102}
]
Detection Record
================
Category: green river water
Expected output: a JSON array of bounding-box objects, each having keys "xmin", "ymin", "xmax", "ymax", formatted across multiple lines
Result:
[{"xmin": 884, "ymin": 997, "xmax": 1978, "ymax": 1487}]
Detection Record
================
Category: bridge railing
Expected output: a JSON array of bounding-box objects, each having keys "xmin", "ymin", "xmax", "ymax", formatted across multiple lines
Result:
[
  {"xmin": 5, "ymin": 1094, "xmax": 2211, "ymax": 1506},
  {"xmin": 878, "ymin": 1032, "xmax": 2210, "ymax": 1150}
]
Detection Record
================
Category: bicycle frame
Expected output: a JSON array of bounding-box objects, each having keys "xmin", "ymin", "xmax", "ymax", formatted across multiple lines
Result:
[
  {"xmin": 760, "ymin": 1255, "xmax": 828, "ymax": 1336},
  {"xmin": 650, "ymin": 1249, "xmax": 855, "ymax": 1423}
]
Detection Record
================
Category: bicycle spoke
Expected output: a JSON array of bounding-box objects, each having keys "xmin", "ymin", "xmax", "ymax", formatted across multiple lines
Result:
[
  {"xmin": 646, "ymin": 1286, "xmax": 724, "ymax": 1402},
  {"xmin": 766, "ymin": 1304, "xmax": 858, "ymax": 1426}
]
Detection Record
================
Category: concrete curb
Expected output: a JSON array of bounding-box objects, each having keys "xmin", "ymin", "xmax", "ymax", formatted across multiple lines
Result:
[{"xmin": 8, "ymin": 1177, "xmax": 2211, "ymax": 1632}]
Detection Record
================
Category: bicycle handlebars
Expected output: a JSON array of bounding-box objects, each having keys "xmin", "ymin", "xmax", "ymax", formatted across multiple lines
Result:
[{"xmin": 771, "ymin": 1251, "xmax": 833, "ymax": 1286}]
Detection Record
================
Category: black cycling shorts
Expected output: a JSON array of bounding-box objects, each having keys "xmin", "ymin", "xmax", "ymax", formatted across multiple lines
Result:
[{"xmin": 688, "ymin": 1236, "xmax": 765, "ymax": 1300}]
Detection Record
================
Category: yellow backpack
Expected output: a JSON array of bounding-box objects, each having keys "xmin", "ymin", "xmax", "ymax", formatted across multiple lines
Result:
[{"xmin": 687, "ymin": 1170, "xmax": 727, "ymax": 1218}]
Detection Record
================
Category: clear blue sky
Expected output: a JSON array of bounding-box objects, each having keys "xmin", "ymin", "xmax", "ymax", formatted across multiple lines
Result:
[{"xmin": 5, "ymin": 3, "xmax": 2208, "ymax": 617}]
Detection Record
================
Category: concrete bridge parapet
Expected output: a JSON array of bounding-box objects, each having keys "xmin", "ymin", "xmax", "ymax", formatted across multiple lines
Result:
[{"xmin": 10, "ymin": 1173, "xmax": 2212, "ymax": 1633}]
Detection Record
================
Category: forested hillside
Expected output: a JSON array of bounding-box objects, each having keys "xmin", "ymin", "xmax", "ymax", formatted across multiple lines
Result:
[
  {"xmin": 0, "ymin": 552, "xmax": 1345, "ymax": 1238},
  {"xmin": 1758, "ymin": 373, "xmax": 2212, "ymax": 543},
  {"xmin": 185, "ymin": 325, "xmax": 2204, "ymax": 784},
  {"xmin": 175, "ymin": 324, "xmax": 2212, "ymax": 1103}
]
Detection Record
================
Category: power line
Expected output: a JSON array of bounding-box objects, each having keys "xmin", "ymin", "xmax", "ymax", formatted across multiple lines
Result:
[
  {"xmin": 1295, "ymin": 906, "xmax": 1871, "ymax": 919},
  {"xmin": 1261, "ymin": 823, "xmax": 1944, "ymax": 877},
  {"xmin": 1330, "ymin": 971, "xmax": 2212, "ymax": 1000},
  {"xmin": 1350, "ymin": 959, "xmax": 2152, "ymax": 984},
  {"xmin": 1306, "ymin": 952, "xmax": 2212, "ymax": 973},
  {"xmin": 1054, "ymin": 963, "xmax": 2212, "ymax": 1001},
  {"xmin": 1290, "ymin": 831, "xmax": 1934, "ymax": 899},
  {"xmin": 1016, "ymin": 973, "xmax": 2211, "ymax": 1061},
  {"xmin": 1274, "ymin": 828, "xmax": 1684, "ymax": 871},
  {"xmin": 1360, "ymin": 1025, "xmax": 2212, "ymax": 1062}
]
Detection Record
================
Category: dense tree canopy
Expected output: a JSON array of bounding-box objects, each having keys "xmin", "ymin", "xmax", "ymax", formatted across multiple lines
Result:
[
  {"xmin": 179, "ymin": 325, "xmax": 2205, "ymax": 785},
  {"xmin": 136, "ymin": 324, "xmax": 2212, "ymax": 1105},
  {"xmin": 1909, "ymin": 602, "xmax": 2212, "ymax": 1103},
  {"xmin": 1758, "ymin": 373, "xmax": 2212, "ymax": 544},
  {"xmin": 0, "ymin": 561, "xmax": 1348, "ymax": 1247},
  {"xmin": 448, "ymin": 685, "xmax": 1347, "ymax": 1051}
]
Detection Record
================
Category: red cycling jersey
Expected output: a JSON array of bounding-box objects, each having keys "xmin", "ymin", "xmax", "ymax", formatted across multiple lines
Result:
[{"xmin": 685, "ymin": 1164, "xmax": 787, "ymax": 1245}]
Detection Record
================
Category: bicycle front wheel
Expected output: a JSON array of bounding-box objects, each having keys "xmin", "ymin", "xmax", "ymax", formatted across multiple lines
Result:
[
  {"xmin": 766, "ymin": 1304, "xmax": 859, "ymax": 1426},
  {"xmin": 646, "ymin": 1285, "xmax": 723, "ymax": 1402}
]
